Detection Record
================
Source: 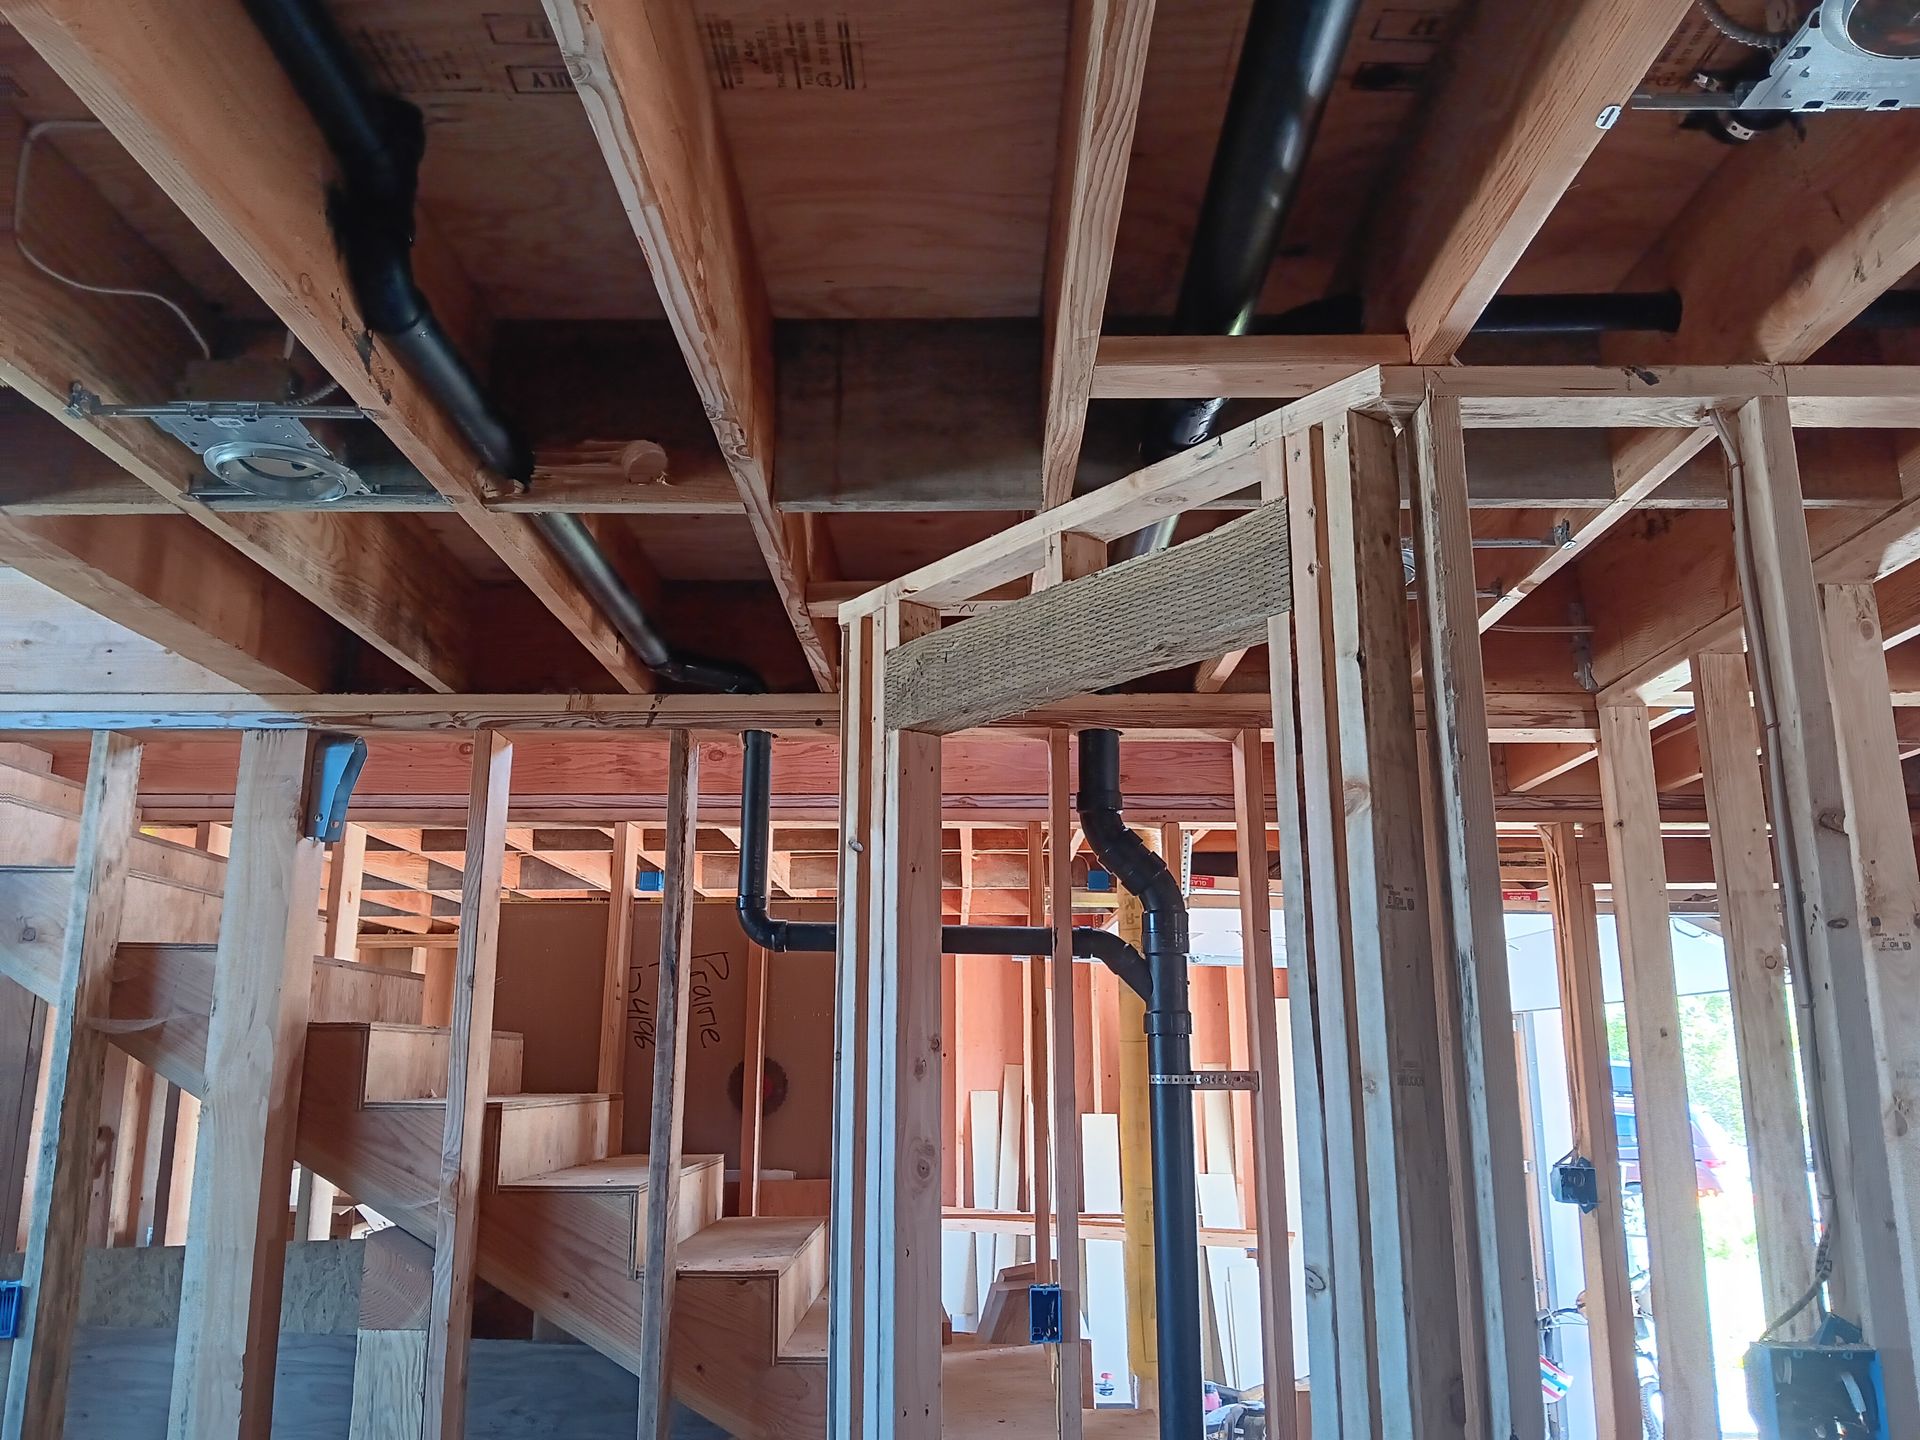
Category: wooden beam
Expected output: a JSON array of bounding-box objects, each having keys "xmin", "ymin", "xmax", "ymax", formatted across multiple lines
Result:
[
  {"xmin": 884, "ymin": 500, "xmax": 1290, "ymax": 733},
  {"xmin": 168, "ymin": 730, "xmax": 324, "ymax": 1438},
  {"xmin": 422, "ymin": 732, "xmax": 512, "ymax": 1440},
  {"xmin": 1692, "ymin": 651, "xmax": 1817, "ymax": 1329},
  {"xmin": 737, "ymin": 939, "xmax": 768, "ymax": 1219},
  {"xmin": 597, "ymin": 821, "xmax": 640, "ymax": 1104},
  {"xmin": 1322, "ymin": 413, "xmax": 1462, "ymax": 1436},
  {"xmin": 637, "ymin": 729, "xmax": 699, "ymax": 1438},
  {"xmin": 0, "ymin": 685, "xmax": 1588, "ymax": 742},
  {"xmin": 1039, "ymin": 0, "xmax": 1154, "ymax": 509},
  {"xmin": 1090, "ymin": 334, "xmax": 1410, "ymax": 400},
  {"xmin": 1731, "ymin": 400, "xmax": 1920, "ymax": 1426},
  {"xmin": 1595, "ymin": 701, "xmax": 1717, "ymax": 1436},
  {"xmin": 1407, "ymin": 394, "xmax": 1541, "ymax": 1439},
  {"xmin": 1, "ymin": 731, "xmax": 140, "ymax": 1435},
  {"xmin": 1228, "ymin": 731, "xmax": 1295, "ymax": 1440},
  {"xmin": 1045, "ymin": 731, "xmax": 1084, "ymax": 1439},
  {"xmin": 1540, "ymin": 822, "xmax": 1640, "ymax": 1435},
  {"xmin": 1193, "ymin": 648, "xmax": 1250, "ymax": 695},
  {"xmin": 1, "ymin": 0, "xmax": 657, "ymax": 692},
  {"xmin": 0, "ymin": 513, "xmax": 343, "ymax": 693},
  {"xmin": 1365, "ymin": 0, "xmax": 1693, "ymax": 359},
  {"xmin": 1501, "ymin": 114, "xmax": 1920, "ymax": 631},
  {"xmin": 539, "ymin": 0, "xmax": 836, "ymax": 688},
  {"xmin": 322, "ymin": 824, "xmax": 367, "ymax": 963}
]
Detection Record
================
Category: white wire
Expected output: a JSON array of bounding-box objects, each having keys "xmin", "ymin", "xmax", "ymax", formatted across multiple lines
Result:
[{"xmin": 13, "ymin": 119, "xmax": 212, "ymax": 360}]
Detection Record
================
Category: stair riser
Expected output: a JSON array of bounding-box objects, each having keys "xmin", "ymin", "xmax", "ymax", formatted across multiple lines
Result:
[{"xmin": 361, "ymin": 1029, "xmax": 524, "ymax": 1101}]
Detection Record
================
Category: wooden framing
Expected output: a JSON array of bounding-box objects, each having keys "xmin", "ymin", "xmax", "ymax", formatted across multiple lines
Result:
[
  {"xmin": 597, "ymin": 820, "xmax": 641, "ymax": 1106},
  {"xmin": 423, "ymin": 732, "xmax": 513, "ymax": 1439},
  {"xmin": 1407, "ymin": 394, "xmax": 1541, "ymax": 1439},
  {"xmin": 322, "ymin": 824, "xmax": 367, "ymax": 963},
  {"xmin": 539, "ymin": 0, "xmax": 837, "ymax": 689},
  {"xmin": 1365, "ymin": 0, "xmax": 1694, "ymax": 359},
  {"xmin": 1727, "ymin": 397, "xmax": 1920, "ymax": 1430},
  {"xmin": 737, "ymin": 939, "xmax": 768, "ymax": 1218},
  {"xmin": 1692, "ymin": 651, "xmax": 1817, "ymax": 1327},
  {"xmin": 2, "ymin": 0, "xmax": 659, "ymax": 694},
  {"xmin": 2, "ymin": 731, "xmax": 140, "ymax": 1436},
  {"xmin": 1044, "ymin": 730, "xmax": 1084, "ymax": 1439},
  {"xmin": 1039, "ymin": 0, "xmax": 1154, "ymax": 509},
  {"xmin": 169, "ymin": 729, "xmax": 325, "ymax": 1438},
  {"xmin": 1595, "ymin": 700, "xmax": 1717, "ymax": 1436},
  {"xmin": 1023, "ymin": 822, "xmax": 1054, "ymax": 1286},
  {"xmin": 1540, "ymin": 822, "xmax": 1640, "ymax": 1437},
  {"xmin": 1228, "ymin": 730, "xmax": 1295, "ymax": 1440}
]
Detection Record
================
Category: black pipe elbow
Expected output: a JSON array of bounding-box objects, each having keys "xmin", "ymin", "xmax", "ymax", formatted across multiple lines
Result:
[{"xmin": 1077, "ymin": 729, "xmax": 1188, "ymax": 966}]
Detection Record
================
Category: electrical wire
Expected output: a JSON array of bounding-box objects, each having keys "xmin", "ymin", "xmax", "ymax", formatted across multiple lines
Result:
[
  {"xmin": 1714, "ymin": 408, "xmax": 1839, "ymax": 1337},
  {"xmin": 1696, "ymin": 0, "xmax": 1791, "ymax": 50},
  {"xmin": 12, "ymin": 120, "xmax": 212, "ymax": 360}
]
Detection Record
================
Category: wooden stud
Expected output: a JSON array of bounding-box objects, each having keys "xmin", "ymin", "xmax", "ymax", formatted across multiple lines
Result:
[
  {"xmin": 0, "ymin": 978, "xmax": 48, "ymax": 1258},
  {"xmin": 1024, "ymin": 821, "xmax": 1055, "ymax": 1286},
  {"xmin": 1322, "ymin": 411, "xmax": 1463, "ymax": 1438},
  {"xmin": 598, "ymin": 821, "xmax": 641, "ymax": 1106},
  {"xmin": 1818, "ymin": 581, "xmax": 1920, "ymax": 1380},
  {"xmin": 830, "ymin": 614, "xmax": 880, "ymax": 1436},
  {"xmin": 1596, "ymin": 701, "xmax": 1718, "ymax": 1436},
  {"xmin": 1540, "ymin": 823, "xmax": 1641, "ymax": 1437},
  {"xmin": 868, "ymin": 599, "xmax": 944, "ymax": 1437},
  {"xmin": 637, "ymin": 729, "xmax": 700, "ymax": 1437},
  {"xmin": 1280, "ymin": 423, "xmax": 1373, "ymax": 1440},
  {"xmin": 1408, "ymin": 394, "xmax": 1543, "ymax": 1439},
  {"xmin": 1729, "ymin": 396, "xmax": 1920, "ymax": 1428},
  {"xmin": 168, "ymin": 730, "xmax": 324, "ymax": 1439},
  {"xmin": 422, "ymin": 731, "xmax": 513, "ymax": 1440},
  {"xmin": 1039, "ymin": 0, "xmax": 1155, "ymax": 509},
  {"xmin": 1046, "ymin": 730, "xmax": 1085, "ymax": 1439},
  {"xmin": 3, "ymin": 731, "xmax": 140, "ymax": 1437},
  {"xmin": 738, "ymin": 940, "xmax": 768, "ymax": 1218},
  {"xmin": 1692, "ymin": 651, "xmax": 1818, "ymax": 1328},
  {"xmin": 322, "ymin": 823, "xmax": 367, "ymax": 962},
  {"xmin": 1229, "ymin": 731, "xmax": 1296, "ymax": 1439}
]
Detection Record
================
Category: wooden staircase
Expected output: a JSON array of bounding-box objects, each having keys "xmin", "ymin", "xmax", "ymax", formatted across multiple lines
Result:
[{"xmin": 0, "ymin": 862, "xmax": 829, "ymax": 1439}]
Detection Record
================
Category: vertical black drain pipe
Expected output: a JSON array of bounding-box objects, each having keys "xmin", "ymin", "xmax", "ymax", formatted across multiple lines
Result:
[{"xmin": 1076, "ymin": 729, "xmax": 1201, "ymax": 1435}]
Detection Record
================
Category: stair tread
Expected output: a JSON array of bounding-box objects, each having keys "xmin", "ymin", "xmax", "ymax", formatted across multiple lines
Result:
[
  {"xmin": 507, "ymin": 1152, "xmax": 723, "ymax": 1191},
  {"xmin": 675, "ymin": 1215, "xmax": 826, "ymax": 1275}
]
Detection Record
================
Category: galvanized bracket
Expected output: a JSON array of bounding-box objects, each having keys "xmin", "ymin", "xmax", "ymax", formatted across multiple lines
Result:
[{"xmin": 304, "ymin": 733, "xmax": 367, "ymax": 843}]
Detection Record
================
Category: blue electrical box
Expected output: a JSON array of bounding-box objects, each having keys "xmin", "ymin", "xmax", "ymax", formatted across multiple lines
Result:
[
  {"xmin": 0, "ymin": 1280, "xmax": 21, "ymax": 1340},
  {"xmin": 1029, "ymin": 1284, "xmax": 1063, "ymax": 1345},
  {"xmin": 638, "ymin": 871, "xmax": 664, "ymax": 894},
  {"xmin": 1085, "ymin": 869, "xmax": 1114, "ymax": 893},
  {"xmin": 1748, "ymin": 1319, "xmax": 1887, "ymax": 1440}
]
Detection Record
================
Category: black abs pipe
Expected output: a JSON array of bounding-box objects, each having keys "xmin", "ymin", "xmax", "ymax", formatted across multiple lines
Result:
[
  {"xmin": 1076, "ymin": 728, "xmax": 1201, "ymax": 1440},
  {"xmin": 734, "ymin": 731, "xmax": 1154, "ymax": 997},
  {"xmin": 1123, "ymin": 0, "xmax": 1363, "ymax": 558},
  {"xmin": 244, "ymin": 0, "xmax": 760, "ymax": 694}
]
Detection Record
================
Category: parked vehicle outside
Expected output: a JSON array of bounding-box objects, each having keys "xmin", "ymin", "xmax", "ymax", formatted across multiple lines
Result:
[{"xmin": 1610, "ymin": 1060, "xmax": 1730, "ymax": 1197}]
